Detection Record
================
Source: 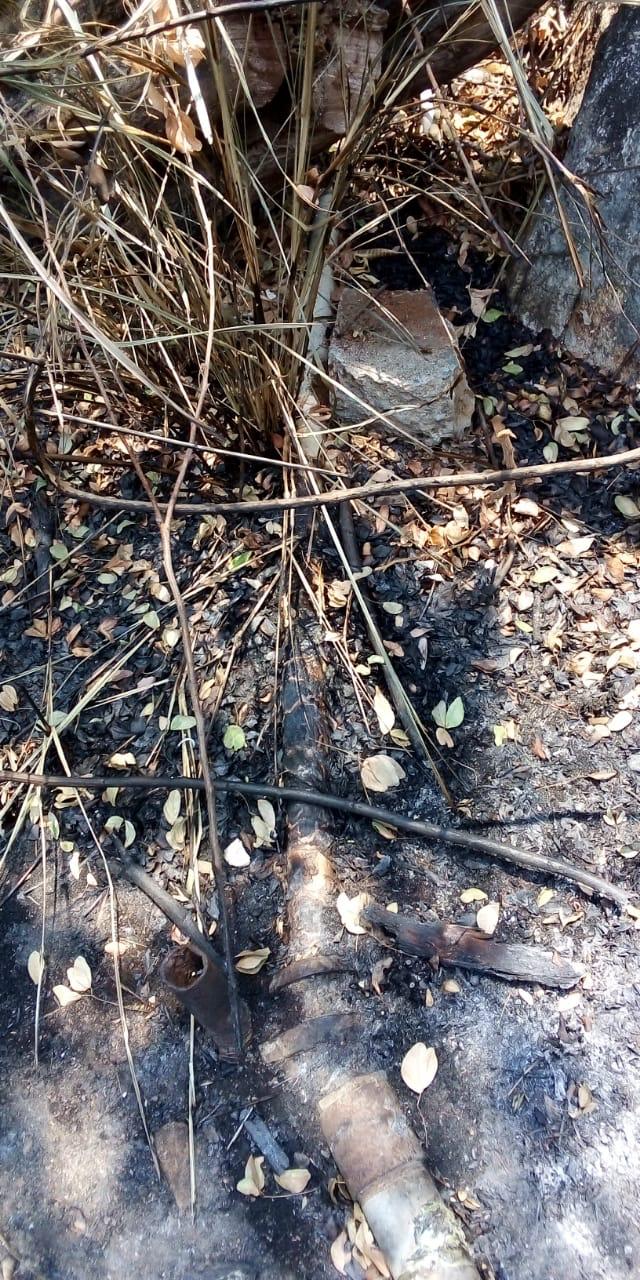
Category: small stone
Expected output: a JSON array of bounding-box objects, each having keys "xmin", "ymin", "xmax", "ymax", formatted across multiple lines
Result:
[{"xmin": 329, "ymin": 287, "xmax": 473, "ymax": 442}]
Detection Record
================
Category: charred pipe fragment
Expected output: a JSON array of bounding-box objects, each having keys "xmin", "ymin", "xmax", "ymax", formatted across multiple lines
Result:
[
  {"xmin": 319, "ymin": 1072, "xmax": 481, "ymax": 1280},
  {"xmin": 160, "ymin": 945, "xmax": 249, "ymax": 1061},
  {"xmin": 110, "ymin": 837, "xmax": 250, "ymax": 1058},
  {"xmin": 363, "ymin": 904, "xmax": 584, "ymax": 989}
]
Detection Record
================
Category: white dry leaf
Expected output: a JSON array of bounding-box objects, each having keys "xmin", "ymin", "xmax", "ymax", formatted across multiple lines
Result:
[
  {"xmin": 163, "ymin": 789, "xmax": 181, "ymax": 825},
  {"xmin": 257, "ymin": 798, "xmax": 276, "ymax": 833},
  {"xmin": 236, "ymin": 1154, "xmax": 265, "ymax": 1197},
  {"xmin": 68, "ymin": 848, "xmax": 81, "ymax": 881},
  {"xmin": 460, "ymin": 887, "xmax": 488, "ymax": 904},
  {"xmin": 235, "ymin": 947, "xmax": 270, "ymax": 974},
  {"xmin": 330, "ymin": 1229, "xmax": 351, "ymax": 1276},
  {"xmin": 360, "ymin": 754, "xmax": 406, "ymax": 793},
  {"xmin": 123, "ymin": 820, "xmax": 136, "ymax": 849},
  {"xmin": 476, "ymin": 902, "xmax": 500, "ymax": 936},
  {"xmin": 556, "ymin": 535, "xmax": 595, "ymax": 558},
  {"xmin": 274, "ymin": 1168, "xmax": 311, "ymax": 1194},
  {"xmin": 53, "ymin": 984, "xmax": 82, "ymax": 1007},
  {"xmin": 336, "ymin": 892, "xmax": 368, "ymax": 936},
  {"xmin": 167, "ymin": 817, "xmax": 187, "ymax": 851},
  {"xmin": 251, "ymin": 815, "xmax": 274, "ymax": 848},
  {"xmin": 27, "ymin": 950, "xmax": 44, "ymax": 985},
  {"xmin": 67, "ymin": 955, "xmax": 92, "ymax": 993},
  {"xmin": 224, "ymin": 838, "xmax": 250, "ymax": 868},
  {"xmin": 108, "ymin": 751, "xmax": 136, "ymax": 769},
  {"xmin": 400, "ymin": 1042, "xmax": 438, "ymax": 1095},
  {"xmin": 607, "ymin": 710, "xmax": 632, "ymax": 733},
  {"xmin": 615, "ymin": 495, "xmax": 640, "ymax": 520},
  {"xmin": 373, "ymin": 687, "xmax": 395, "ymax": 736},
  {"xmin": 105, "ymin": 940, "xmax": 132, "ymax": 957},
  {"xmin": 0, "ymin": 684, "xmax": 18, "ymax": 711}
]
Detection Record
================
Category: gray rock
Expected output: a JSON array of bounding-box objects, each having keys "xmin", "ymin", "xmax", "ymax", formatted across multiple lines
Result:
[
  {"xmin": 328, "ymin": 287, "xmax": 474, "ymax": 442},
  {"xmin": 508, "ymin": 8, "xmax": 640, "ymax": 380}
]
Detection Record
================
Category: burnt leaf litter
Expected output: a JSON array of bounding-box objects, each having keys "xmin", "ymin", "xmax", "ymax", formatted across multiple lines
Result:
[{"xmin": 2, "ymin": 221, "xmax": 640, "ymax": 1278}]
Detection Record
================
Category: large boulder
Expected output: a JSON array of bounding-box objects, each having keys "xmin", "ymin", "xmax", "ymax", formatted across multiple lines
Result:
[{"xmin": 508, "ymin": 7, "xmax": 640, "ymax": 381}]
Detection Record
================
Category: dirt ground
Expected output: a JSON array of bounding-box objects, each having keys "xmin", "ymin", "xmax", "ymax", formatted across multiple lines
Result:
[{"xmin": 2, "ymin": 235, "xmax": 640, "ymax": 1280}]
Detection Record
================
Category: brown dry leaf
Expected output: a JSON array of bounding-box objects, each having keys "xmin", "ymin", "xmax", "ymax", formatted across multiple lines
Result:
[
  {"xmin": 360, "ymin": 754, "xmax": 406, "ymax": 793},
  {"xmin": 237, "ymin": 1154, "xmax": 265, "ymax": 1197},
  {"xmin": 235, "ymin": 947, "xmax": 270, "ymax": 975},
  {"xmin": 373, "ymin": 687, "xmax": 395, "ymax": 736},
  {"xmin": 531, "ymin": 736, "xmax": 550, "ymax": 760},
  {"xmin": 67, "ymin": 955, "xmax": 92, "ymax": 993},
  {"xmin": 104, "ymin": 940, "xmax": 132, "ymax": 957},
  {"xmin": 0, "ymin": 684, "xmax": 18, "ymax": 711},
  {"xmin": 165, "ymin": 106, "xmax": 202, "ymax": 155},
  {"xmin": 400, "ymin": 1042, "xmax": 438, "ymax": 1094},
  {"xmin": 476, "ymin": 902, "xmax": 500, "ymax": 935},
  {"xmin": 556, "ymin": 535, "xmax": 595, "ymax": 558},
  {"xmin": 274, "ymin": 1168, "xmax": 311, "ymax": 1194},
  {"xmin": 294, "ymin": 183, "xmax": 318, "ymax": 207}
]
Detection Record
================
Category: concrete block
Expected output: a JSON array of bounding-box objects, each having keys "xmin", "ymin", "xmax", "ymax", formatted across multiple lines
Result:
[{"xmin": 328, "ymin": 287, "xmax": 474, "ymax": 441}]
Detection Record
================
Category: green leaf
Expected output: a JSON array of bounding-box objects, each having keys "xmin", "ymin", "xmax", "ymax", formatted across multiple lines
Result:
[
  {"xmin": 431, "ymin": 700, "xmax": 447, "ymax": 728},
  {"xmin": 445, "ymin": 696, "xmax": 464, "ymax": 729},
  {"xmin": 481, "ymin": 308, "xmax": 504, "ymax": 324},
  {"xmin": 97, "ymin": 573, "xmax": 117, "ymax": 584},
  {"xmin": 229, "ymin": 551, "xmax": 252, "ymax": 572},
  {"xmin": 615, "ymin": 495, "xmax": 640, "ymax": 520},
  {"xmin": 142, "ymin": 610, "xmax": 160, "ymax": 630},
  {"xmin": 542, "ymin": 441, "xmax": 558, "ymax": 463},
  {"xmin": 224, "ymin": 724, "xmax": 246, "ymax": 752},
  {"xmin": 50, "ymin": 542, "xmax": 69, "ymax": 562},
  {"xmin": 169, "ymin": 714, "xmax": 197, "ymax": 731},
  {"xmin": 502, "ymin": 361, "xmax": 523, "ymax": 376}
]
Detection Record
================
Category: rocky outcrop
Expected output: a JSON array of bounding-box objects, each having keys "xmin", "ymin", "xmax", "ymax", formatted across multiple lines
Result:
[{"xmin": 508, "ymin": 7, "xmax": 640, "ymax": 381}]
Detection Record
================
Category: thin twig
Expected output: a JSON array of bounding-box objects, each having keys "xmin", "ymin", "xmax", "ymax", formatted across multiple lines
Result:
[{"xmin": 1, "ymin": 770, "xmax": 631, "ymax": 909}]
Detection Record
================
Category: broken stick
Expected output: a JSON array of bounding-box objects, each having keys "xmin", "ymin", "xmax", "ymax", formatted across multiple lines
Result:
[{"xmin": 364, "ymin": 903, "xmax": 584, "ymax": 989}]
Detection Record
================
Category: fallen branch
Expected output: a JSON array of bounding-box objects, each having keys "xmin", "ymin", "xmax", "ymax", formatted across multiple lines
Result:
[
  {"xmin": 25, "ymin": 437, "xmax": 640, "ymax": 520},
  {"xmin": 1, "ymin": 770, "xmax": 631, "ymax": 909},
  {"xmin": 364, "ymin": 903, "xmax": 584, "ymax": 988}
]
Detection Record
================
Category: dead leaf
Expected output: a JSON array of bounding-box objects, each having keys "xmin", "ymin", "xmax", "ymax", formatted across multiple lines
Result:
[
  {"xmin": 67, "ymin": 955, "xmax": 92, "ymax": 992},
  {"xmin": 400, "ymin": 1042, "xmax": 438, "ymax": 1094},
  {"xmin": 460, "ymin": 887, "xmax": 488, "ymax": 904},
  {"xmin": 27, "ymin": 950, "xmax": 44, "ymax": 985},
  {"xmin": 237, "ymin": 1154, "xmax": 265, "ymax": 1197},
  {"xmin": 165, "ymin": 105, "xmax": 202, "ymax": 155},
  {"xmin": 163, "ymin": 790, "xmax": 181, "ymax": 825},
  {"xmin": 0, "ymin": 684, "xmax": 18, "ymax": 711},
  {"xmin": 235, "ymin": 947, "xmax": 270, "ymax": 975},
  {"xmin": 53, "ymin": 984, "xmax": 82, "ymax": 1007},
  {"xmin": 607, "ymin": 710, "xmax": 632, "ymax": 733},
  {"xmin": 442, "ymin": 979, "xmax": 460, "ymax": 995},
  {"xmin": 476, "ymin": 902, "xmax": 500, "ymax": 935},
  {"xmin": 330, "ymin": 1229, "xmax": 351, "ymax": 1275},
  {"xmin": 360, "ymin": 754, "xmax": 406, "ymax": 793},
  {"xmin": 336, "ymin": 892, "xmax": 368, "ymax": 935},
  {"xmin": 155, "ymin": 1120, "xmax": 191, "ymax": 1211},
  {"xmin": 537, "ymin": 888, "xmax": 555, "ymax": 908},
  {"xmin": 373, "ymin": 687, "xmax": 395, "ymax": 736},
  {"xmin": 225, "ymin": 837, "xmax": 250, "ymax": 868},
  {"xmin": 531, "ymin": 736, "xmax": 550, "ymax": 760},
  {"xmin": 372, "ymin": 955, "xmax": 393, "ymax": 994},
  {"xmin": 275, "ymin": 1168, "xmax": 311, "ymax": 1194}
]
